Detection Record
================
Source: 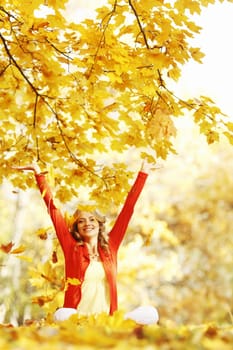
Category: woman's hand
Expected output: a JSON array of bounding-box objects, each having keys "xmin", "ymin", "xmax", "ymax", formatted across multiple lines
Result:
[
  {"xmin": 11, "ymin": 163, "xmax": 41, "ymax": 174},
  {"xmin": 140, "ymin": 160, "xmax": 163, "ymax": 174}
]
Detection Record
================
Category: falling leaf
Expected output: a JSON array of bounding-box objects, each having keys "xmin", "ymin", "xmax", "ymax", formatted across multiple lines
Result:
[
  {"xmin": 10, "ymin": 245, "xmax": 26, "ymax": 254},
  {"xmin": 0, "ymin": 242, "xmax": 14, "ymax": 254}
]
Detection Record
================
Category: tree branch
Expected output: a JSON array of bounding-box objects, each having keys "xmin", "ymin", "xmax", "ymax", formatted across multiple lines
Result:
[
  {"xmin": 161, "ymin": 84, "xmax": 216, "ymax": 122},
  {"xmin": 128, "ymin": 0, "xmax": 150, "ymax": 49},
  {"xmin": 87, "ymin": 0, "xmax": 117, "ymax": 78},
  {"xmin": 0, "ymin": 62, "xmax": 11, "ymax": 76},
  {"xmin": 0, "ymin": 32, "xmax": 100, "ymax": 173},
  {"xmin": 0, "ymin": 6, "xmax": 23, "ymax": 24},
  {"xmin": 33, "ymin": 94, "xmax": 38, "ymax": 128},
  {"xmin": 44, "ymin": 103, "xmax": 108, "ymax": 186},
  {"xmin": 0, "ymin": 33, "xmax": 39, "ymax": 96},
  {"xmin": 45, "ymin": 38, "xmax": 73, "ymax": 60}
]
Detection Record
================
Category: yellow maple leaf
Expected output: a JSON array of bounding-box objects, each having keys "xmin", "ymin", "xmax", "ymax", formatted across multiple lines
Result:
[
  {"xmin": 190, "ymin": 47, "xmax": 205, "ymax": 63},
  {"xmin": 168, "ymin": 66, "xmax": 181, "ymax": 81},
  {"xmin": 16, "ymin": 255, "xmax": 33, "ymax": 262},
  {"xmin": 10, "ymin": 245, "xmax": 26, "ymax": 255},
  {"xmin": 65, "ymin": 278, "xmax": 81, "ymax": 290}
]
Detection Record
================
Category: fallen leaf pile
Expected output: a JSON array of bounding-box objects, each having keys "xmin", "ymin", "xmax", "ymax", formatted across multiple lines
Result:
[{"xmin": 0, "ymin": 312, "xmax": 233, "ymax": 350}]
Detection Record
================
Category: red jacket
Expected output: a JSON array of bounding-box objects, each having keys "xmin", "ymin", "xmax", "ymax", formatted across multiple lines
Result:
[{"xmin": 35, "ymin": 171, "xmax": 147, "ymax": 315}]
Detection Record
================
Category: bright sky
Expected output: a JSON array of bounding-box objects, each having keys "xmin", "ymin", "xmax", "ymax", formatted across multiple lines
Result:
[
  {"xmin": 177, "ymin": 2, "xmax": 233, "ymax": 117},
  {"xmin": 66, "ymin": 0, "xmax": 233, "ymax": 118}
]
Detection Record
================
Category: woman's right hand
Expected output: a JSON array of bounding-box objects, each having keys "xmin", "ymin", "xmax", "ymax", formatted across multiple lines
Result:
[{"xmin": 11, "ymin": 164, "xmax": 41, "ymax": 174}]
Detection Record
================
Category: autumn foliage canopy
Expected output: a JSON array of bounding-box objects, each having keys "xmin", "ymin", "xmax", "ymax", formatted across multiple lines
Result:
[
  {"xmin": 1, "ymin": 0, "xmax": 233, "ymax": 207},
  {"xmin": 1, "ymin": 0, "xmax": 233, "ymax": 348}
]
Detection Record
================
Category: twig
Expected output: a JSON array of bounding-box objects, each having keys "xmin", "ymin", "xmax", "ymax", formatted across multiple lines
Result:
[
  {"xmin": 161, "ymin": 84, "xmax": 216, "ymax": 122},
  {"xmin": 0, "ymin": 33, "xmax": 39, "ymax": 96},
  {"xmin": 87, "ymin": 0, "xmax": 117, "ymax": 78},
  {"xmin": 33, "ymin": 94, "xmax": 38, "ymax": 128},
  {"xmin": 0, "ymin": 62, "xmax": 11, "ymax": 76},
  {"xmin": 48, "ymin": 103, "xmax": 108, "ymax": 186},
  {"xmin": 45, "ymin": 39, "xmax": 73, "ymax": 60},
  {"xmin": 128, "ymin": 0, "xmax": 150, "ymax": 49},
  {"xmin": 0, "ymin": 6, "xmax": 23, "ymax": 24}
]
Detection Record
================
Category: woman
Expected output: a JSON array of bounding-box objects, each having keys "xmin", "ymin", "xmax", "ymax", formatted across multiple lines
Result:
[{"xmin": 14, "ymin": 163, "xmax": 159, "ymax": 325}]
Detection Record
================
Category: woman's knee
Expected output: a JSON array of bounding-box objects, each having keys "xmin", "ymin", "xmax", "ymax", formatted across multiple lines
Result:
[
  {"xmin": 124, "ymin": 305, "xmax": 159, "ymax": 325},
  {"xmin": 53, "ymin": 307, "xmax": 78, "ymax": 322}
]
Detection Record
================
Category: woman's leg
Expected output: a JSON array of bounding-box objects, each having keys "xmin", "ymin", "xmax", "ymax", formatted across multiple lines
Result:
[
  {"xmin": 124, "ymin": 305, "xmax": 159, "ymax": 325},
  {"xmin": 53, "ymin": 307, "xmax": 78, "ymax": 322}
]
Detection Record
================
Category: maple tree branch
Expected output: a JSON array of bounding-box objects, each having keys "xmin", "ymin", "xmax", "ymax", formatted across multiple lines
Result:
[
  {"xmin": 157, "ymin": 69, "xmax": 165, "ymax": 87},
  {"xmin": 55, "ymin": 115, "xmax": 82, "ymax": 166},
  {"xmin": 154, "ymin": 69, "xmax": 216, "ymax": 124},
  {"xmin": 156, "ymin": 90, "xmax": 171, "ymax": 110},
  {"xmin": 0, "ymin": 62, "xmax": 11, "ymax": 76},
  {"xmin": 87, "ymin": 1, "xmax": 117, "ymax": 78},
  {"xmin": 0, "ymin": 6, "xmax": 23, "ymax": 24},
  {"xmin": 0, "ymin": 31, "xmax": 49, "ymax": 152},
  {"xmin": 0, "ymin": 32, "xmax": 88, "ymax": 166},
  {"xmin": 128, "ymin": 0, "xmax": 150, "ymax": 49},
  {"xmin": 35, "ymin": 136, "xmax": 41, "ymax": 162},
  {"xmin": 32, "ymin": 98, "xmax": 43, "ymax": 164},
  {"xmin": 45, "ymin": 103, "xmax": 107, "ymax": 184},
  {"xmin": 1, "ymin": 135, "xmax": 26, "ymax": 154},
  {"xmin": 136, "ymin": 64, "xmax": 153, "ymax": 70},
  {"xmin": 161, "ymin": 84, "xmax": 216, "ymax": 122},
  {"xmin": 156, "ymin": 68, "xmax": 215, "ymax": 124},
  {"xmin": 0, "ymin": 34, "xmax": 109, "ymax": 180},
  {"xmin": 0, "ymin": 33, "xmax": 39, "ymax": 96},
  {"xmin": 100, "ymin": 0, "xmax": 117, "ymax": 27},
  {"xmin": 39, "ymin": 101, "xmax": 83, "ymax": 167},
  {"xmin": 33, "ymin": 95, "xmax": 38, "ymax": 128},
  {"xmin": 45, "ymin": 38, "xmax": 73, "ymax": 60}
]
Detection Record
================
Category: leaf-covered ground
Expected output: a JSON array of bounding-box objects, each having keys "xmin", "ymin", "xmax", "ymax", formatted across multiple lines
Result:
[{"xmin": 1, "ymin": 312, "xmax": 233, "ymax": 350}]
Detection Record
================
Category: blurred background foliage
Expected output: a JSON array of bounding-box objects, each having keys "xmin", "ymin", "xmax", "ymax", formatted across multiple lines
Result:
[{"xmin": 1, "ymin": 117, "xmax": 232, "ymax": 326}]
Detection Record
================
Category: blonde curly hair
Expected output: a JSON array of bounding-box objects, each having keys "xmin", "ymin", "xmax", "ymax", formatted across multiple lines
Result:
[{"xmin": 70, "ymin": 209, "xmax": 109, "ymax": 249}]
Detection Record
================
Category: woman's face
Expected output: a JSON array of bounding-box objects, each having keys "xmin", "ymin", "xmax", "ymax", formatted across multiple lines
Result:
[{"xmin": 76, "ymin": 211, "xmax": 100, "ymax": 241}]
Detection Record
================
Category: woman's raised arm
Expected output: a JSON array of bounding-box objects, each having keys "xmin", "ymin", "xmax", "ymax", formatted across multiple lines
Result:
[
  {"xmin": 12, "ymin": 164, "xmax": 54, "ymax": 210},
  {"xmin": 109, "ymin": 160, "xmax": 162, "ymax": 251},
  {"xmin": 12, "ymin": 164, "xmax": 73, "ymax": 250}
]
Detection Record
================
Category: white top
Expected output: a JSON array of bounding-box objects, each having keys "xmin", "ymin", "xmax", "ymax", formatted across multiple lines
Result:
[{"xmin": 76, "ymin": 260, "xmax": 110, "ymax": 315}]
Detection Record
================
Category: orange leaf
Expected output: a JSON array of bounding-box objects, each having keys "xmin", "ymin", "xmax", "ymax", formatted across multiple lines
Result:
[
  {"xmin": 32, "ymin": 295, "xmax": 54, "ymax": 306},
  {"xmin": 52, "ymin": 251, "xmax": 58, "ymax": 263},
  {"xmin": 0, "ymin": 242, "xmax": 14, "ymax": 254}
]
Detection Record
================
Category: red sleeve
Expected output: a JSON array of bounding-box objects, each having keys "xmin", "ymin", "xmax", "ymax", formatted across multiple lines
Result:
[
  {"xmin": 35, "ymin": 173, "xmax": 73, "ymax": 250},
  {"xmin": 109, "ymin": 171, "xmax": 148, "ymax": 252}
]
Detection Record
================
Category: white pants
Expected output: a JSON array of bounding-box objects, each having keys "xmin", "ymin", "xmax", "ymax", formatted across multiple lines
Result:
[{"xmin": 53, "ymin": 305, "xmax": 159, "ymax": 325}]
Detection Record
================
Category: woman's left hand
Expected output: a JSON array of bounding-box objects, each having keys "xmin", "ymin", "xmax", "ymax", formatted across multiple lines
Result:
[
  {"xmin": 11, "ymin": 163, "xmax": 41, "ymax": 174},
  {"xmin": 140, "ymin": 160, "xmax": 163, "ymax": 174}
]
